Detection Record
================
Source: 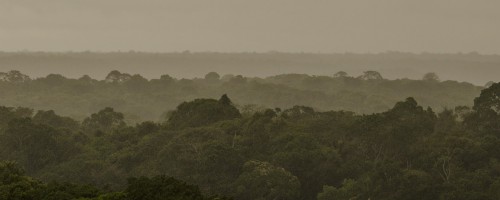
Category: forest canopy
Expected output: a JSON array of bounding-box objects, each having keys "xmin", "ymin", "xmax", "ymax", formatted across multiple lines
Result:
[
  {"xmin": 0, "ymin": 81, "xmax": 499, "ymax": 199},
  {"xmin": 0, "ymin": 70, "xmax": 482, "ymax": 123}
]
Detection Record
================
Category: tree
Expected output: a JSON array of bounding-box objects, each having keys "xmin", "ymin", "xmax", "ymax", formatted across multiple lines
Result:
[
  {"xmin": 126, "ymin": 175, "xmax": 205, "ymax": 200},
  {"xmin": 233, "ymin": 160, "xmax": 300, "ymax": 200},
  {"xmin": 0, "ymin": 106, "xmax": 33, "ymax": 128},
  {"xmin": 124, "ymin": 74, "xmax": 149, "ymax": 92},
  {"xmin": 39, "ymin": 74, "xmax": 68, "ymax": 86},
  {"xmin": 472, "ymin": 82, "xmax": 500, "ymax": 113},
  {"xmin": 465, "ymin": 82, "xmax": 500, "ymax": 135},
  {"xmin": 78, "ymin": 75, "xmax": 94, "ymax": 82},
  {"xmin": 317, "ymin": 179, "xmax": 360, "ymax": 200},
  {"xmin": 32, "ymin": 110, "xmax": 79, "ymax": 130},
  {"xmin": 219, "ymin": 94, "xmax": 232, "ymax": 105},
  {"xmin": 135, "ymin": 121, "xmax": 160, "ymax": 137},
  {"xmin": 82, "ymin": 107, "xmax": 125, "ymax": 133},
  {"xmin": 382, "ymin": 97, "xmax": 436, "ymax": 156},
  {"xmin": 168, "ymin": 95, "xmax": 241, "ymax": 129},
  {"xmin": 333, "ymin": 71, "xmax": 349, "ymax": 78},
  {"xmin": 159, "ymin": 74, "xmax": 175, "ymax": 84},
  {"xmin": 0, "ymin": 70, "xmax": 31, "ymax": 83},
  {"xmin": 281, "ymin": 106, "xmax": 315, "ymax": 120},
  {"xmin": 41, "ymin": 182, "xmax": 101, "ymax": 200},
  {"xmin": 422, "ymin": 72, "xmax": 440, "ymax": 82},
  {"xmin": 358, "ymin": 71, "xmax": 383, "ymax": 80},
  {"xmin": 227, "ymin": 75, "xmax": 246, "ymax": 84},
  {"xmin": 0, "ymin": 161, "xmax": 106, "ymax": 200},
  {"xmin": 1, "ymin": 118, "xmax": 64, "ymax": 172},
  {"xmin": 0, "ymin": 161, "xmax": 43, "ymax": 200},
  {"xmin": 105, "ymin": 70, "xmax": 132, "ymax": 83},
  {"xmin": 270, "ymin": 132, "xmax": 340, "ymax": 199},
  {"xmin": 205, "ymin": 72, "xmax": 221, "ymax": 81},
  {"xmin": 485, "ymin": 81, "xmax": 496, "ymax": 88}
]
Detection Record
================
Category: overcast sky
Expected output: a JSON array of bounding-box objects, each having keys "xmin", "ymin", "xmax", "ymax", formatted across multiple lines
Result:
[{"xmin": 1, "ymin": 0, "xmax": 499, "ymax": 53}]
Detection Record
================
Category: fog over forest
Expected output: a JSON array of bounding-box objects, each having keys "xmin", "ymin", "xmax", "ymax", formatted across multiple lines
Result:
[
  {"xmin": 1, "ymin": 52, "xmax": 499, "ymax": 86},
  {"xmin": 2, "ymin": 1, "xmax": 500, "ymax": 200}
]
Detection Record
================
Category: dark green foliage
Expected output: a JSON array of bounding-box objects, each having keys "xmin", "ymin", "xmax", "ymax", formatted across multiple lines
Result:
[
  {"xmin": 0, "ymin": 161, "xmax": 43, "ymax": 200},
  {"xmin": 40, "ymin": 181, "xmax": 101, "ymax": 200},
  {"xmin": 0, "ymin": 161, "xmax": 102, "ymax": 200},
  {"xmin": 126, "ymin": 176, "xmax": 205, "ymax": 200},
  {"xmin": 83, "ymin": 107, "xmax": 126, "ymax": 133},
  {"xmin": 1, "ymin": 119, "xmax": 67, "ymax": 172},
  {"xmin": 465, "ymin": 82, "xmax": 500, "ymax": 136},
  {"xmin": 233, "ymin": 160, "xmax": 300, "ymax": 200},
  {"xmin": 317, "ymin": 179, "xmax": 361, "ymax": 200},
  {"xmin": 472, "ymin": 82, "xmax": 500, "ymax": 113},
  {"xmin": 0, "ymin": 161, "xmax": 224, "ymax": 200},
  {"xmin": 0, "ymin": 106, "xmax": 33, "ymax": 128},
  {"xmin": 33, "ymin": 110, "xmax": 80, "ymax": 130},
  {"xmin": 1, "ymin": 84, "xmax": 500, "ymax": 199},
  {"xmin": 168, "ymin": 95, "xmax": 241, "ymax": 129}
]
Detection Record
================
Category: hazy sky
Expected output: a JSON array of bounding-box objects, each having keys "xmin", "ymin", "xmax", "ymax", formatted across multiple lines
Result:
[{"xmin": 1, "ymin": 0, "xmax": 499, "ymax": 53}]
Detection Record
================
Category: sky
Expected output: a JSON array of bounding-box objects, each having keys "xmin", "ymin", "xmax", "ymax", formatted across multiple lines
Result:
[{"xmin": 1, "ymin": 0, "xmax": 499, "ymax": 54}]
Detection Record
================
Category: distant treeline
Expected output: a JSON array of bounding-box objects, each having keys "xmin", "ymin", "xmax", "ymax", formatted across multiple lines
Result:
[
  {"xmin": 0, "ymin": 70, "xmax": 482, "ymax": 122},
  {"xmin": 1, "ymin": 83, "xmax": 500, "ymax": 199},
  {"xmin": 0, "ymin": 51, "xmax": 499, "ymax": 85}
]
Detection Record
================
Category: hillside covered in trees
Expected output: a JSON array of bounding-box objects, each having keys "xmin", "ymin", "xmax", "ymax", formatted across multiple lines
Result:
[
  {"xmin": 1, "ymin": 82, "xmax": 500, "ymax": 199},
  {"xmin": 0, "ymin": 70, "xmax": 482, "ymax": 122}
]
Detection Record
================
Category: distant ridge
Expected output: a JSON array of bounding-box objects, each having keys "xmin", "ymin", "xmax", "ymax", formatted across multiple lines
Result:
[{"xmin": 0, "ymin": 51, "xmax": 499, "ymax": 85}]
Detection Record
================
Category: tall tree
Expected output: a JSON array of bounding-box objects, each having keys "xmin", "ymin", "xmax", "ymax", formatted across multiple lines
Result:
[
  {"xmin": 465, "ymin": 82, "xmax": 500, "ymax": 135},
  {"xmin": 82, "ymin": 107, "xmax": 126, "ymax": 134},
  {"xmin": 422, "ymin": 72, "xmax": 440, "ymax": 82},
  {"xmin": 168, "ymin": 95, "xmax": 241, "ymax": 129}
]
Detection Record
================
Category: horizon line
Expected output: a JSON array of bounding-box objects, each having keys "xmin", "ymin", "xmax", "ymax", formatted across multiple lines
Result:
[{"xmin": 0, "ymin": 50, "xmax": 498, "ymax": 56}]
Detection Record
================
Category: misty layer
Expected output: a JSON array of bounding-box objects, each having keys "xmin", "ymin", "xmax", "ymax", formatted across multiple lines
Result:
[
  {"xmin": 1, "ymin": 52, "xmax": 499, "ymax": 85},
  {"xmin": 0, "ymin": 70, "xmax": 482, "ymax": 122}
]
